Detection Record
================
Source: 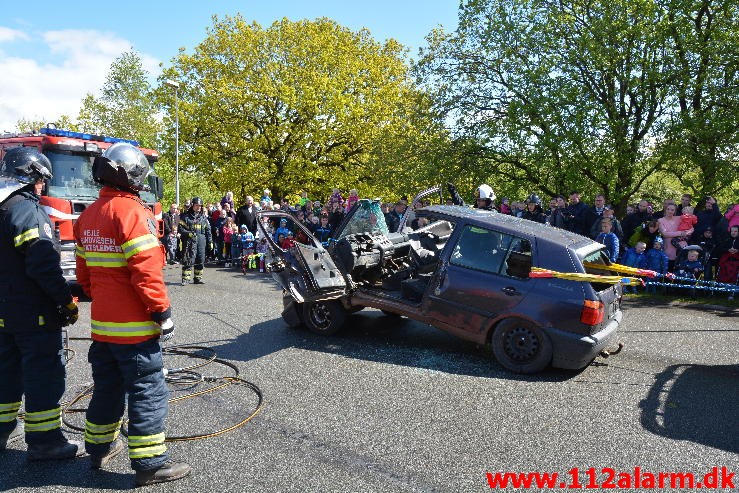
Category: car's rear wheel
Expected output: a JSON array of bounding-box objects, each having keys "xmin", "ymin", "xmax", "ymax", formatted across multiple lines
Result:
[
  {"xmin": 491, "ymin": 319, "xmax": 552, "ymax": 374},
  {"xmin": 303, "ymin": 300, "xmax": 347, "ymax": 336}
]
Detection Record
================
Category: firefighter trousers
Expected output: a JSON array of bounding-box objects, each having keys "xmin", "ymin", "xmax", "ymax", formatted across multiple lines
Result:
[
  {"xmin": 0, "ymin": 329, "xmax": 66, "ymax": 445},
  {"xmin": 85, "ymin": 339, "xmax": 169, "ymax": 471},
  {"xmin": 182, "ymin": 234, "xmax": 206, "ymax": 283}
]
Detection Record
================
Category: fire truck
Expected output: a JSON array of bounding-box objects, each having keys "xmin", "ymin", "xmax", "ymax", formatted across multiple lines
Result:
[{"xmin": 0, "ymin": 127, "xmax": 164, "ymax": 282}]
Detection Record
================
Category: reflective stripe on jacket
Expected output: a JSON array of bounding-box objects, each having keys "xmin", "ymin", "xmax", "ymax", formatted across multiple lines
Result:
[{"xmin": 73, "ymin": 187, "xmax": 170, "ymax": 344}]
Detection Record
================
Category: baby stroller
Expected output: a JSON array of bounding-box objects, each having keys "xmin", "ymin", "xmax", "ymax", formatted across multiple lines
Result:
[{"xmin": 672, "ymin": 245, "xmax": 704, "ymax": 298}]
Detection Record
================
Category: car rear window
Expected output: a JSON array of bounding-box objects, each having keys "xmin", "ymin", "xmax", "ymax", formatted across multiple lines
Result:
[{"xmin": 580, "ymin": 248, "xmax": 616, "ymax": 292}]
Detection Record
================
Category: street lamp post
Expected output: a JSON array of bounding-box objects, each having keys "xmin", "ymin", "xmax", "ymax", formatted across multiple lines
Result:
[{"xmin": 164, "ymin": 79, "xmax": 180, "ymax": 206}]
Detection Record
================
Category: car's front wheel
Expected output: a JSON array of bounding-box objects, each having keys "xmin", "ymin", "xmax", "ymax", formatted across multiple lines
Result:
[
  {"xmin": 491, "ymin": 319, "xmax": 552, "ymax": 374},
  {"xmin": 303, "ymin": 300, "xmax": 347, "ymax": 336}
]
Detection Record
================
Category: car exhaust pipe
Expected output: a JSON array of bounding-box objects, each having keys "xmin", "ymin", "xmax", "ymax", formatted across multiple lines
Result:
[{"xmin": 599, "ymin": 342, "xmax": 624, "ymax": 358}]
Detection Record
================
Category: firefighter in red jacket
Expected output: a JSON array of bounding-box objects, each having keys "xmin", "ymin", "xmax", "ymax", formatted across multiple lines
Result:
[{"xmin": 73, "ymin": 143, "xmax": 191, "ymax": 486}]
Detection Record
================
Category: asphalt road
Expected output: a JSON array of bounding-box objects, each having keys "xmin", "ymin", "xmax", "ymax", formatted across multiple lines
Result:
[{"xmin": 1, "ymin": 264, "xmax": 737, "ymax": 492}]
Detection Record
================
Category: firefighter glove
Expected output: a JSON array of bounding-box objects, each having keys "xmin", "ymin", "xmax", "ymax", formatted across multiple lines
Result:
[
  {"xmin": 158, "ymin": 318, "xmax": 175, "ymax": 343},
  {"xmin": 58, "ymin": 302, "xmax": 79, "ymax": 326}
]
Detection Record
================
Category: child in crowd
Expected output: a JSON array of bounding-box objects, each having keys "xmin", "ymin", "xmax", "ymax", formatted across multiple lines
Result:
[
  {"xmin": 674, "ymin": 248, "xmax": 704, "ymax": 281},
  {"xmin": 313, "ymin": 214, "xmax": 333, "ymax": 246},
  {"xmin": 678, "ymin": 205, "xmax": 698, "ymax": 239},
  {"xmin": 222, "ymin": 217, "xmax": 235, "ymax": 266},
  {"xmin": 274, "ymin": 218, "xmax": 291, "ymax": 243},
  {"xmin": 280, "ymin": 231, "xmax": 296, "ymax": 250},
  {"xmin": 644, "ymin": 237, "xmax": 669, "ymax": 293},
  {"xmin": 230, "ymin": 225, "xmax": 248, "ymax": 271},
  {"xmin": 229, "ymin": 222, "xmax": 240, "ymax": 267},
  {"xmin": 260, "ymin": 216, "xmax": 274, "ymax": 239},
  {"xmin": 595, "ymin": 219, "xmax": 620, "ymax": 262},
  {"xmin": 621, "ymin": 241, "xmax": 647, "ymax": 293},
  {"xmin": 239, "ymin": 229, "xmax": 255, "ymax": 273},
  {"xmin": 255, "ymin": 237, "xmax": 268, "ymax": 272},
  {"xmin": 327, "ymin": 188, "xmax": 344, "ymax": 212},
  {"xmin": 261, "ymin": 188, "xmax": 272, "ymax": 205},
  {"xmin": 345, "ymin": 189, "xmax": 359, "ymax": 212}
]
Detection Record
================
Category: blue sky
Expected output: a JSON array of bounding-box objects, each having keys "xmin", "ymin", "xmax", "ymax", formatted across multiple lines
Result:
[{"xmin": 0, "ymin": 1, "xmax": 460, "ymax": 130}]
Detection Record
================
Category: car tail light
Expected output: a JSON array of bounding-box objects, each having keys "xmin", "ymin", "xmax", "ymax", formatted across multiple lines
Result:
[{"xmin": 580, "ymin": 299, "xmax": 604, "ymax": 326}]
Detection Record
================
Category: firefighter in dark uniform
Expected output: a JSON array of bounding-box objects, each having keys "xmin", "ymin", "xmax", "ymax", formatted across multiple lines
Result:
[
  {"xmin": 179, "ymin": 197, "xmax": 212, "ymax": 285},
  {"xmin": 74, "ymin": 143, "xmax": 190, "ymax": 485},
  {"xmin": 0, "ymin": 147, "xmax": 81, "ymax": 460}
]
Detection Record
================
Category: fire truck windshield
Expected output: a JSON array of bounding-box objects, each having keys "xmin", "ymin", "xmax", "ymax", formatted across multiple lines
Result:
[{"xmin": 45, "ymin": 151, "xmax": 99, "ymax": 199}]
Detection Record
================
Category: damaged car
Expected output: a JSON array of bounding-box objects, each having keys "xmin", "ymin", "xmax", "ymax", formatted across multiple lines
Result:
[{"xmin": 256, "ymin": 186, "xmax": 623, "ymax": 374}]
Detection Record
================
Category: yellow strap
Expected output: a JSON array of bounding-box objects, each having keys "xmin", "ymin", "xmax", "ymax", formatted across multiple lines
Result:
[
  {"xmin": 583, "ymin": 262, "xmax": 651, "ymax": 277},
  {"xmin": 531, "ymin": 267, "xmax": 639, "ymax": 284},
  {"xmin": 14, "ymin": 228, "xmax": 39, "ymax": 247}
]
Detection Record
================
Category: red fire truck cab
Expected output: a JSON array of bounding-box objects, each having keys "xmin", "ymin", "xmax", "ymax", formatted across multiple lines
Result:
[{"xmin": 0, "ymin": 127, "xmax": 164, "ymax": 282}]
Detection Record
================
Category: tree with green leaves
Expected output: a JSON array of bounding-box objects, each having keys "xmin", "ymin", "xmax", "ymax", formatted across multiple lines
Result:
[
  {"xmin": 660, "ymin": 0, "xmax": 739, "ymax": 201},
  {"xmin": 15, "ymin": 116, "xmax": 77, "ymax": 133},
  {"xmin": 77, "ymin": 50, "xmax": 160, "ymax": 148},
  {"xmin": 158, "ymin": 16, "xmax": 445, "ymax": 203},
  {"xmin": 418, "ymin": 0, "xmax": 738, "ymax": 212}
]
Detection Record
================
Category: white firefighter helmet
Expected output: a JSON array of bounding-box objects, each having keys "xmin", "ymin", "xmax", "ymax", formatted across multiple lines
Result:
[{"xmin": 475, "ymin": 184, "xmax": 496, "ymax": 202}]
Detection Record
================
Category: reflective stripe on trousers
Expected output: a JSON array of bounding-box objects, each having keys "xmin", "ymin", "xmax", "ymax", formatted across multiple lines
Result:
[
  {"xmin": 84, "ymin": 419, "xmax": 122, "ymax": 445},
  {"xmin": 24, "ymin": 407, "xmax": 62, "ymax": 433}
]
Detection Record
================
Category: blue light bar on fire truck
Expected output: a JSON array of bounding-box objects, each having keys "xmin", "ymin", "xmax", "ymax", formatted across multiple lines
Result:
[{"xmin": 39, "ymin": 128, "xmax": 140, "ymax": 147}]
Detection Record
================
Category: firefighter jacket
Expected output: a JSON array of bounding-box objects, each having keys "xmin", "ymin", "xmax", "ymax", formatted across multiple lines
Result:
[
  {"xmin": 0, "ymin": 190, "xmax": 72, "ymax": 330},
  {"xmin": 74, "ymin": 187, "xmax": 170, "ymax": 344},
  {"xmin": 178, "ymin": 209, "xmax": 212, "ymax": 245}
]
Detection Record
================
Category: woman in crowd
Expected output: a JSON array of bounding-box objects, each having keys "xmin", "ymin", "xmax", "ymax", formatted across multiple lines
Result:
[{"xmin": 658, "ymin": 203, "xmax": 692, "ymax": 270}]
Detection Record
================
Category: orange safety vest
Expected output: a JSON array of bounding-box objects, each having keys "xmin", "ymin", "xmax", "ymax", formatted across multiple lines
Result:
[{"xmin": 73, "ymin": 187, "xmax": 170, "ymax": 344}]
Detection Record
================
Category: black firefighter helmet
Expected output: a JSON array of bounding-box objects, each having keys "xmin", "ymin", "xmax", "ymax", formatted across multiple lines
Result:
[
  {"xmin": 92, "ymin": 142, "xmax": 151, "ymax": 192},
  {"xmin": 0, "ymin": 147, "xmax": 53, "ymax": 203}
]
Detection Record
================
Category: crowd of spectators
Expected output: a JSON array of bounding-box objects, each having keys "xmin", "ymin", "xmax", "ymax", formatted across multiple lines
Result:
[{"xmin": 162, "ymin": 186, "xmax": 739, "ymax": 297}]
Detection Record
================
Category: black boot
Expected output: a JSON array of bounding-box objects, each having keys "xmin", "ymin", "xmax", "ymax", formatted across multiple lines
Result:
[
  {"xmin": 135, "ymin": 460, "xmax": 192, "ymax": 486},
  {"xmin": 193, "ymin": 278, "xmax": 205, "ymax": 284},
  {"xmin": 0, "ymin": 423, "xmax": 23, "ymax": 450},
  {"xmin": 90, "ymin": 438, "xmax": 124, "ymax": 469},
  {"xmin": 27, "ymin": 439, "xmax": 83, "ymax": 461}
]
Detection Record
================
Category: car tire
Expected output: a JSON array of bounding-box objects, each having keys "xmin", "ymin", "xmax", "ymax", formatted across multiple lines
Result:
[
  {"xmin": 282, "ymin": 294, "xmax": 304, "ymax": 329},
  {"xmin": 491, "ymin": 319, "xmax": 552, "ymax": 374},
  {"xmin": 303, "ymin": 300, "xmax": 347, "ymax": 336}
]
